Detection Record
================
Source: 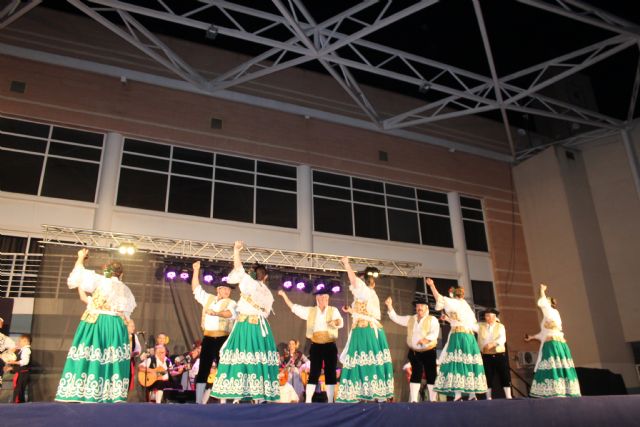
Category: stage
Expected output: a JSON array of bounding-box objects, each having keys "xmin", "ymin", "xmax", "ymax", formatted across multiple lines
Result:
[{"xmin": 3, "ymin": 396, "xmax": 639, "ymax": 427}]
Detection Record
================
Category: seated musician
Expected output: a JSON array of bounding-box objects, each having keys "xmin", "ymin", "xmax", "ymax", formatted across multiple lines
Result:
[
  {"xmin": 276, "ymin": 368, "xmax": 299, "ymax": 403},
  {"xmin": 139, "ymin": 345, "xmax": 181, "ymax": 403}
]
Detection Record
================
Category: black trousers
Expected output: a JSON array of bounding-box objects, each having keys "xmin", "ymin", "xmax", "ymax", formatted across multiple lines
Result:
[
  {"xmin": 408, "ymin": 348, "xmax": 437, "ymax": 384},
  {"xmin": 309, "ymin": 342, "xmax": 338, "ymax": 385},
  {"xmin": 13, "ymin": 369, "xmax": 30, "ymax": 403},
  {"xmin": 482, "ymin": 353, "xmax": 511, "ymax": 388},
  {"xmin": 195, "ymin": 335, "xmax": 228, "ymax": 385}
]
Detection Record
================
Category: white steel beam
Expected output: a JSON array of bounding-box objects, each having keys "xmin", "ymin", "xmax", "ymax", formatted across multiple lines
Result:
[
  {"xmin": 627, "ymin": 44, "xmax": 640, "ymax": 122},
  {"xmin": 0, "ymin": 0, "xmax": 41, "ymax": 29}
]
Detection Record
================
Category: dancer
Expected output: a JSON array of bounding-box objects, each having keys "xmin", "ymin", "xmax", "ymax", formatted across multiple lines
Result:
[
  {"xmin": 55, "ymin": 248, "xmax": 136, "ymax": 403},
  {"xmin": 386, "ymin": 295, "xmax": 440, "ymax": 402},
  {"xmin": 525, "ymin": 283, "xmax": 581, "ymax": 398},
  {"xmin": 0, "ymin": 316, "xmax": 16, "ymax": 386},
  {"xmin": 336, "ymin": 257, "xmax": 393, "ymax": 402},
  {"xmin": 477, "ymin": 308, "xmax": 512, "ymax": 399},
  {"xmin": 6, "ymin": 334, "xmax": 31, "ymax": 403},
  {"xmin": 425, "ymin": 278, "xmax": 487, "ymax": 400},
  {"xmin": 210, "ymin": 241, "xmax": 280, "ymax": 403},
  {"xmin": 279, "ymin": 287, "xmax": 343, "ymax": 402},
  {"xmin": 192, "ymin": 260, "xmax": 236, "ymax": 404}
]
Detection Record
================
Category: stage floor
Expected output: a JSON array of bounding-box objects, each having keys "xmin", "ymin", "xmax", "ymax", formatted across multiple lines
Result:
[{"xmin": 3, "ymin": 395, "xmax": 639, "ymax": 427}]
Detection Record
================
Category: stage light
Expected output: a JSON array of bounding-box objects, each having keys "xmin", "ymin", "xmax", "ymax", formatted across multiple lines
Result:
[
  {"xmin": 296, "ymin": 280, "xmax": 306, "ymax": 290},
  {"xmin": 330, "ymin": 281, "xmax": 342, "ymax": 294},
  {"xmin": 221, "ymin": 276, "xmax": 228, "ymax": 283},
  {"xmin": 165, "ymin": 265, "xmax": 177, "ymax": 280},
  {"xmin": 203, "ymin": 272, "xmax": 214, "ymax": 284},
  {"xmin": 206, "ymin": 24, "xmax": 218, "ymax": 40},
  {"xmin": 118, "ymin": 243, "xmax": 136, "ymax": 255},
  {"xmin": 179, "ymin": 268, "xmax": 191, "ymax": 282},
  {"xmin": 282, "ymin": 275, "xmax": 294, "ymax": 291},
  {"xmin": 314, "ymin": 278, "xmax": 326, "ymax": 293}
]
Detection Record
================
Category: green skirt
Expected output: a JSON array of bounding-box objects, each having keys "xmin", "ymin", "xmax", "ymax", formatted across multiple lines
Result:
[
  {"xmin": 530, "ymin": 339, "xmax": 581, "ymax": 398},
  {"xmin": 336, "ymin": 326, "xmax": 394, "ymax": 402},
  {"xmin": 210, "ymin": 317, "xmax": 280, "ymax": 401},
  {"xmin": 435, "ymin": 331, "xmax": 487, "ymax": 395},
  {"xmin": 55, "ymin": 315, "xmax": 131, "ymax": 403}
]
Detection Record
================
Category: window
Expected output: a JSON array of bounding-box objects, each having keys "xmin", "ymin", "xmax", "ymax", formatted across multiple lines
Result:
[
  {"xmin": 0, "ymin": 116, "xmax": 103, "ymax": 202},
  {"xmin": 471, "ymin": 280, "xmax": 496, "ymax": 308},
  {"xmin": 312, "ymin": 170, "xmax": 453, "ymax": 247},
  {"xmin": 117, "ymin": 139, "xmax": 297, "ymax": 228},
  {"xmin": 461, "ymin": 196, "xmax": 488, "ymax": 252}
]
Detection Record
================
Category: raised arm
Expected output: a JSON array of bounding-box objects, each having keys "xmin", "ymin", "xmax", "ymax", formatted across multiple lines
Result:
[
  {"xmin": 278, "ymin": 290, "xmax": 294, "ymax": 310},
  {"xmin": 425, "ymin": 277, "xmax": 441, "ymax": 300},
  {"xmin": 75, "ymin": 248, "xmax": 89, "ymax": 269},
  {"xmin": 539, "ymin": 283, "xmax": 547, "ymax": 300},
  {"xmin": 191, "ymin": 261, "xmax": 201, "ymax": 292},
  {"xmin": 233, "ymin": 240, "xmax": 244, "ymax": 271},
  {"xmin": 340, "ymin": 256, "xmax": 358, "ymax": 287}
]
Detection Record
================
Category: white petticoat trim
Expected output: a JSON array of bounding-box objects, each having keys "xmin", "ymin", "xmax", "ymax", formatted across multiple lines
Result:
[
  {"xmin": 337, "ymin": 376, "xmax": 394, "ymax": 402},
  {"xmin": 434, "ymin": 371, "xmax": 488, "ymax": 393},
  {"xmin": 341, "ymin": 349, "xmax": 392, "ymax": 369},
  {"xmin": 530, "ymin": 377, "xmax": 581, "ymax": 397},
  {"xmin": 55, "ymin": 372, "xmax": 129, "ymax": 402},
  {"xmin": 219, "ymin": 349, "xmax": 280, "ymax": 366},
  {"xmin": 66, "ymin": 343, "xmax": 131, "ymax": 365},
  {"xmin": 211, "ymin": 372, "xmax": 280, "ymax": 398}
]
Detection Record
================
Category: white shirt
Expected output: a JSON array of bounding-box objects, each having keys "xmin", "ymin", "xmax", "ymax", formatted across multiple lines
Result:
[
  {"xmin": 388, "ymin": 309, "xmax": 440, "ymax": 350},
  {"xmin": 18, "ymin": 345, "xmax": 31, "ymax": 367},
  {"xmin": 142, "ymin": 356, "xmax": 172, "ymax": 381},
  {"xmin": 435, "ymin": 296, "xmax": 478, "ymax": 332},
  {"xmin": 530, "ymin": 296, "xmax": 564, "ymax": 342},
  {"xmin": 278, "ymin": 382, "xmax": 299, "ymax": 403},
  {"xmin": 193, "ymin": 285, "xmax": 237, "ymax": 330},
  {"xmin": 477, "ymin": 322, "xmax": 506, "ymax": 351},
  {"xmin": 67, "ymin": 265, "xmax": 136, "ymax": 318},
  {"xmin": 227, "ymin": 267, "xmax": 274, "ymax": 317},
  {"xmin": 291, "ymin": 305, "xmax": 344, "ymax": 332},
  {"xmin": 350, "ymin": 277, "xmax": 381, "ymax": 320}
]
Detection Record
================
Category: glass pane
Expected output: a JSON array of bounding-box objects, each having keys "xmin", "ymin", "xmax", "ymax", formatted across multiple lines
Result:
[
  {"xmin": 51, "ymin": 127, "xmax": 103, "ymax": 147},
  {"xmin": 313, "ymin": 184, "xmax": 350, "ymax": 200},
  {"xmin": 419, "ymin": 214, "xmax": 453, "ymax": 248},
  {"xmin": 386, "ymin": 183, "xmax": 415, "ymax": 198},
  {"xmin": 0, "ymin": 150, "xmax": 43, "ymax": 195},
  {"xmin": 462, "ymin": 208, "xmax": 484, "ymax": 221},
  {"xmin": 353, "ymin": 190, "xmax": 384, "ymax": 205},
  {"xmin": 257, "ymin": 161, "xmax": 296, "ymax": 178},
  {"xmin": 387, "ymin": 195, "xmax": 416, "ymax": 210},
  {"xmin": 41, "ymin": 158, "xmax": 99, "ymax": 202},
  {"xmin": 388, "ymin": 209, "xmax": 420, "ymax": 244},
  {"xmin": 213, "ymin": 182, "xmax": 253, "ymax": 223},
  {"xmin": 49, "ymin": 142, "xmax": 101, "ymax": 161},
  {"xmin": 417, "ymin": 189, "xmax": 448, "ymax": 204},
  {"xmin": 0, "ymin": 134, "xmax": 46, "ymax": 153},
  {"xmin": 171, "ymin": 160, "xmax": 213, "ymax": 179},
  {"xmin": 0, "ymin": 117, "xmax": 49, "ymax": 138},
  {"xmin": 117, "ymin": 169, "xmax": 167, "ymax": 211},
  {"xmin": 313, "ymin": 170, "xmax": 350, "ymax": 187},
  {"xmin": 354, "ymin": 204, "xmax": 387, "ymax": 240},
  {"xmin": 257, "ymin": 175, "xmax": 296, "ymax": 191},
  {"xmin": 353, "ymin": 177, "xmax": 383, "ymax": 193},
  {"xmin": 461, "ymin": 196, "xmax": 482, "ymax": 210},
  {"xmin": 216, "ymin": 154, "xmax": 254, "ymax": 171},
  {"xmin": 168, "ymin": 176, "xmax": 211, "ymax": 217},
  {"xmin": 418, "ymin": 201, "xmax": 450, "ymax": 216},
  {"xmin": 122, "ymin": 153, "xmax": 169, "ymax": 172},
  {"xmin": 215, "ymin": 168, "xmax": 254, "ymax": 185},
  {"xmin": 313, "ymin": 198, "xmax": 352, "ymax": 235},
  {"xmin": 463, "ymin": 220, "xmax": 488, "ymax": 252},
  {"xmin": 123, "ymin": 139, "xmax": 170, "ymax": 157},
  {"xmin": 471, "ymin": 280, "xmax": 496, "ymax": 308},
  {"xmin": 256, "ymin": 189, "xmax": 297, "ymax": 228},
  {"xmin": 172, "ymin": 147, "xmax": 213, "ymax": 165}
]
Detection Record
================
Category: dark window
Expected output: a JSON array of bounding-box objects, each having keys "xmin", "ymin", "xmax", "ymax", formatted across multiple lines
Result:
[
  {"xmin": 353, "ymin": 190, "xmax": 384, "ymax": 205},
  {"xmin": 257, "ymin": 175, "xmax": 296, "ymax": 191},
  {"xmin": 117, "ymin": 169, "xmax": 167, "ymax": 211},
  {"xmin": 41, "ymin": 158, "xmax": 99, "ymax": 202},
  {"xmin": 313, "ymin": 171, "xmax": 350, "ymax": 187},
  {"xmin": 354, "ymin": 204, "xmax": 387, "ymax": 240},
  {"xmin": 51, "ymin": 127, "xmax": 103, "ymax": 147},
  {"xmin": 417, "ymin": 189, "xmax": 448, "ymax": 204},
  {"xmin": 168, "ymin": 176, "xmax": 211, "ymax": 217},
  {"xmin": 216, "ymin": 154, "xmax": 254, "ymax": 172},
  {"xmin": 0, "ymin": 134, "xmax": 46, "ymax": 153},
  {"xmin": 420, "ymin": 214, "xmax": 453, "ymax": 247},
  {"xmin": 124, "ymin": 139, "xmax": 170, "ymax": 157},
  {"xmin": 256, "ymin": 189, "xmax": 297, "ymax": 228},
  {"xmin": 462, "ymin": 208, "xmax": 484, "ymax": 221},
  {"xmin": 122, "ymin": 153, "xmax": 169, "ymax": 172},
  {"xmin": 313, "ymin": 184, "xmax": 350, "ymax": 200},
  {"xmin": 0, "ymin": 235, "xmax": 28, "ymax": 252},
  {"xmin": 464, "ymin": 220, "xmax": 488, "ymax": 252},
  {"xmin": 0, "ymin": 117, "xmax": 49, "ymax": 138},
  {"xmin": 386, "ymin": 183, "xmax": 415, "ymax": 198},
  {"xmin": 461, "ymin": 196, "xmax": 482, "ymax": 210},
  {"xmin": 388, "ymin": 209, "xmax": 420, "ymax": 244},
  {"xmin": 171, "ymin": 161, "xmax": 212, "ymax": 179},
  {"xmin": 419, "ymin": 201, "xmax": 450, "ymax": 216},
  {"xmin": 313, "ymin": 198, "xmax": 352, "ymax": 235},
  {"xmin": 386, "ymin": 196, "xmax": 416, "ymax": 210},
  {"xmin": 0, "ymin": 151, "xmax": 42, "ymax": 195},
  {"xmin": 215, "ymin": 168, "xmax": 254, "ymax": 185},
  {"xmin": 49, "ymin": 142, "xmax": 102, "ymax": 161},
  {"xmin": 471, "ymin": 280, "xmax": 496, "ymax": 308},
  {"xmin": 257, "ymin": 161, "xmax": 296, "ymax": 178},
  {"xmin": 213, "ymin": 183, "xmax": 253, "ymax": 223},
  {"xmin": 428, "ymin": 278, "xmax": 459, "ymax": 301},
  {"xmin": 353, "ymin": 177, "xmax": 383, "ymax": 193},
  {"xmin": 172, "ymin": 147, "xmax": 213, "ymax": 165}
]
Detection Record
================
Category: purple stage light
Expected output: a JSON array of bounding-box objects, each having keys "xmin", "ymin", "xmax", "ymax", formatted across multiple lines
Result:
[
  {"xmin": 203, "ymin": 273, "xmax": 214, "ymax": 283},
  {"xmin": 166, "ymin": 271, "xmax": 177, "ymax": 280},
  {"xmin": 221, "ymin": 276, "xmax": 228, "ymax": 283},
  {"xmin": 283, "ymin": 280, "xmax": 293, "ymax": 289},
  {"xmin": 316, "ymin": 283, "xmax": 325, "ymax": 291},
  {"xmin": 179, "ymin": 271, "xmax": 190, "ymax": 280},
  {"xmin": 296, "ymin": 281, "xmax": 306, "ymax": 290},
  {"xmin": 331, "ymin": 285, "xmax": 341, "ymax": 294}
]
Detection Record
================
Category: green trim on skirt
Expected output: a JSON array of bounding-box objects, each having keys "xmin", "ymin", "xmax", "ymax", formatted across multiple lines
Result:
[
  {"xmin": 55, "ymin": 315, "xmax": 131, "ymax": 403},
  {"xmin": 336, "ymin": 326, "xmax": 394, "ymax": 402},
  {"xmin": 434, "ymin": 332, "xmax": 487, "ymax": 395},
  {"xmin": 210, "ymin": 318, "xmax": 280, "ymax": 401},
  {"xmin": 530, "ymin": 339, "xmax": 581, "ymax": 398}
]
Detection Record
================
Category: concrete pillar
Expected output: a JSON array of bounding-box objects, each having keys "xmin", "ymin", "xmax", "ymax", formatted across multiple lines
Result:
[
  {"xmin": 93, "ymin": 132, "xmax": 123, "ymax": 231},
  {"xmin": 447, "ymin": 191, "xmax": 472, "ymax": 301},
  {"xmin": 297, "ymin": 164, "xmax": 313, "ymax": 252}
]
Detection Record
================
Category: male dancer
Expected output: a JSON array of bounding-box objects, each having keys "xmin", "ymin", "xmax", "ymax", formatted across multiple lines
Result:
[
  {"xmin": 192, "ymin": 260, "xmax": 236, "ymax": 404},
  {"xmin": 278, "ymin": 287, "xmax": 343, "ymax": 402}
]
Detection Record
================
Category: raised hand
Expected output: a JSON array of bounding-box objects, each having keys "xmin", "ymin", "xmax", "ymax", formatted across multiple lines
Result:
[
  {"xmin": 384, "ymin": 296, "xmax": 393, "ymax": 307},
  {"xmin": 277, "ymin": 290, "xmax": 286, "ymax": 297},
  {"xmin": 540, "ymin": 283, "xmax": 547, "ymax": 292},
  {"xmin": 234, "ymin": 240, "xmax": 244, "ymax": 251},
  {"xmin": 340, "ymin": 256, "xmax": 349, "ymax": 266},
  {"xmin": 193, "ymin": 260, "xmax": 201, "ymax": 271},
  {"xmin": 425, "ymin": 277, "xmax": 434, "ymax": 287},
  {"xmin": 77, "ymin": 248, "xmax": 89, "ymax": 259}
]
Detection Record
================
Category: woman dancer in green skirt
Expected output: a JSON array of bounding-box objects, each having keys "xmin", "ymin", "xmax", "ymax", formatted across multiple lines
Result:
[
  {"xmin": 426, "ymin": 278, "xmax": 487, "ymax": 401},
  {"xmin": 55, "ymin": 248, "xmax": 136, "ymax": 403},
  {"xmin": 210, "ymin": 240, "xmax": 280, "ymax": 403},
  {"xmin": 525, "ymin": 284, "xmax": 581, "ymax": 398},
  {"xmin": 336, "ymin": 256, "xmax": 394, "ymax": 402}
]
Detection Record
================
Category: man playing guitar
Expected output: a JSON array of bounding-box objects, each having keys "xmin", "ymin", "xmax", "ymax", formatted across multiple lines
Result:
[{"xmin": 138, "ymin": 345, "xmax": 182, "ymax": 403}]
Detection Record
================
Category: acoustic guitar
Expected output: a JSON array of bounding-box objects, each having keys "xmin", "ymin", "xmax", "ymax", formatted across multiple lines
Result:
[{"xmin": 138, "ymin": 367, "xmax": 167, "ymax": 387}]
